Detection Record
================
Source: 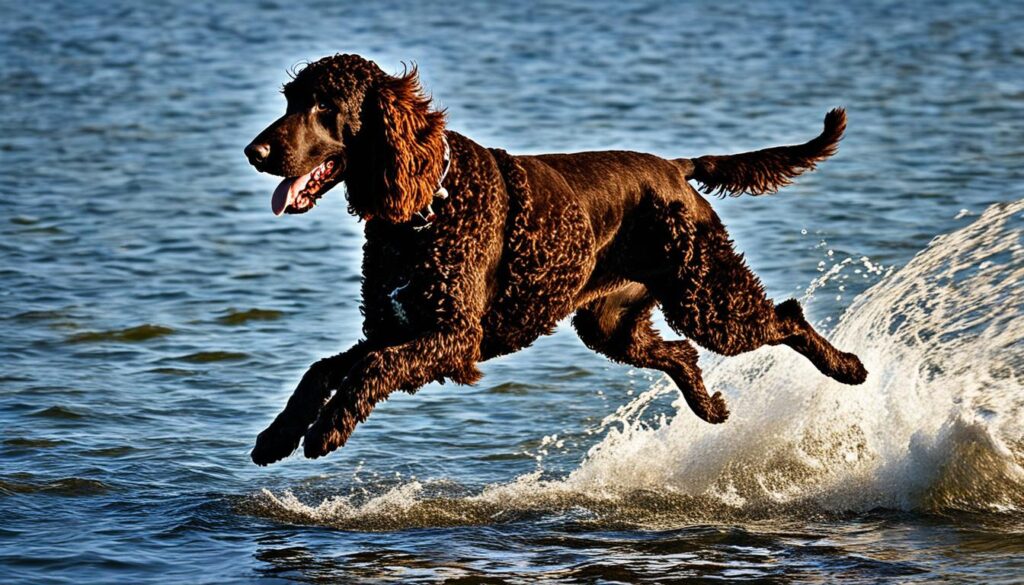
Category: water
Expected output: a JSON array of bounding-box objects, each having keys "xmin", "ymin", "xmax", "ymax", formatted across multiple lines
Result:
[{"xmin": 2, "ymin": 0, "xmax": 1023, "ymax": 582}]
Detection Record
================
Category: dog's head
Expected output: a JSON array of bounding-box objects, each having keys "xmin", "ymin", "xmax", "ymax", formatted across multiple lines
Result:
[{"xmin": 245, "ymin": 54, "xmax": 447, "ymax": 222}]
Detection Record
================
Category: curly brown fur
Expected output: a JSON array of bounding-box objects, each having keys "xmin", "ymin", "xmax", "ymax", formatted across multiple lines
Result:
[
  {"xmin": 245, "ymin": 54, "xmax": 867, "ymax": 465},
  {"xmin": 480, "ymin": 149, "xmax": 595, "ymax": 357}
]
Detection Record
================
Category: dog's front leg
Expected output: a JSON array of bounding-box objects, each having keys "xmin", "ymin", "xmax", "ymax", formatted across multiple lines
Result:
[
  {"xmin": 251, "ymin": 340, "xmax": 373, "ymax": 465},
  {"xmin": 302, "ymin": 325, "xmax": 482, "ymax": 459}
]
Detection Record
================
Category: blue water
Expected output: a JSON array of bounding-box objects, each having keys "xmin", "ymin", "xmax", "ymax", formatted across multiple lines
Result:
[{"xmin": 3, "ymin": 0, "xmax": 1024, "ymax": 583}]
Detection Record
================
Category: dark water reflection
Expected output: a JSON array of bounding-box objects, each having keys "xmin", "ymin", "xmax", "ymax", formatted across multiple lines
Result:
[{"xmin": 2, "ymin": 0, "xmax": 1023, "ymax": 582}]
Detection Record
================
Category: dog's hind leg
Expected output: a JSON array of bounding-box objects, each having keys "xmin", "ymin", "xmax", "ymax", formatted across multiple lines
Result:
[
  {"xmin": 572, "ymin": 283, "xmax": 729, "ymax": 423},
  {"xmin": 771, "ymin": 299, "xmax": 867, "ymax": 384},
  {"xmin": 645, "ymin": 202, "xmax": 866, "ymax": 385}
]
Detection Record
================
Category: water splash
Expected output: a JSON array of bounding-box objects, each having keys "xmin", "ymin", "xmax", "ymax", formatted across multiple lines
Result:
[
  {"xmin": 567, "ymin": 199, "xmax": 1024, "ymax": 514},
  {"xmin": 247, "ymin": 200, "xmax": 1024, "ymax": 528}
]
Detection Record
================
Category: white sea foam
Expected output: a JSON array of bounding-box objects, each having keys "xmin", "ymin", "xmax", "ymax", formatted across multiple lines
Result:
[{"xmin": 248, "ymin": 200, "xmax": 1024, "ymax": 528}]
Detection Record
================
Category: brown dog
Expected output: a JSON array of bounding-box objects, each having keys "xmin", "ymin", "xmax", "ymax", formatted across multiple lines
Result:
[{"xmin": 244, "ymin": 54, "xmax": 866, "ymax": 465}]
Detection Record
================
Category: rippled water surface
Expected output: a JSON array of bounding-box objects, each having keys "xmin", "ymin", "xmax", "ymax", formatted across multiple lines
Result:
[{"xmin": 3, "ymin": 1, "xmax": 1024, "ymax": 583}]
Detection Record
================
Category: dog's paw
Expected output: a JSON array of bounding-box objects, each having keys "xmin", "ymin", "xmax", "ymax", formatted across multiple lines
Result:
[
  {"xmin": 302, "ymin": 413, "xmax": 350, "ymax": 459},
  {"xmin": 703, "ymin": 391, "xmax": 730, "ymax": 424},
  {"xmin": 251, "ymin": 424, "xmax": 301, "ymax": 466},
  {"xmin": 833, "ymin": 352, "xmax": 868, "ymax": 385},
  {"xmin": 690, "ymin": 391, "xmax": 730, "ymax": 424}
]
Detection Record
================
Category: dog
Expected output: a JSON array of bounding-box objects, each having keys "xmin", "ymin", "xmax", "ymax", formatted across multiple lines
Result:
[{"xmin": 244, "ymin": 54, "xmax": 867, "ymax": 465}]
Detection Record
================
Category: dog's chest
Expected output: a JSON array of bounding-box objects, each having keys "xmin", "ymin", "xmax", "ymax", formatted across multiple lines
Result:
[
  {"xmin": 363, "ymin": 234, "xmax": 447, "ymax": 334},
  {"xmin": 386, "ymin": 280, "xmax": 413, "ymax": 326}
]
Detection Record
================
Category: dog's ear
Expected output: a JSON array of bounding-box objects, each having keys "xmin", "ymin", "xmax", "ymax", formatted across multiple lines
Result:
[{"xmin": 365, "ymin": 66, "xmax": 447, "ymax": 222}]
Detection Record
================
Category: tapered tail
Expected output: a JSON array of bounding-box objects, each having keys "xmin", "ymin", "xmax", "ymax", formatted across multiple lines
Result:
[{"xmin": 676, "ymin": 108, "xmax": 846, "ymax": 197}]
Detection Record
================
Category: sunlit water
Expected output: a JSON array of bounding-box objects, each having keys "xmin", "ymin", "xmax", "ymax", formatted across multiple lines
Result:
[{"xmin": 2, "ymin": 1, "xmax": 1023, "ymax": 583}]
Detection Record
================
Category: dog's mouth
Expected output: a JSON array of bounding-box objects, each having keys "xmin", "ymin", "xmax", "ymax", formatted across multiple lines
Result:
[{"xmin": 270, "ymin": 156, "xmax": 344, "ymax": 216}]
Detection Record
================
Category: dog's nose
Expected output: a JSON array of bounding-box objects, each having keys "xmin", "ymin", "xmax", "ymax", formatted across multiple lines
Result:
[{"xmin": 244, "ymin": 142, "xmax": 271, "ymax": 167}]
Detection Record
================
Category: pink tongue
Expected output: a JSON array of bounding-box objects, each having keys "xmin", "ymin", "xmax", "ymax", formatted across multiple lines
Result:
[{"xmin": 270, "ymin": 172, "xmax": 312, "ymax": 216}]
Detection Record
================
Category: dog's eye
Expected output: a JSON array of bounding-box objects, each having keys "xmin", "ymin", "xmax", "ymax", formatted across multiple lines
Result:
[{"xmin": 315, "ymin": 100, "xmax": 333, "ymax": 112}]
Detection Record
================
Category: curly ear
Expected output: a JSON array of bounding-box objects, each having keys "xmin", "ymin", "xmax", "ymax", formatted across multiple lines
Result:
[{"xmin": 365, "ymin": 66, "xmax": 447, "ymax": 222}]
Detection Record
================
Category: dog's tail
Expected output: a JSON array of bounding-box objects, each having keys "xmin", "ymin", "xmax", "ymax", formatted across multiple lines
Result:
[{"xmin": 675, "ymin": 108, "xmax": 846, "ymax": 197}]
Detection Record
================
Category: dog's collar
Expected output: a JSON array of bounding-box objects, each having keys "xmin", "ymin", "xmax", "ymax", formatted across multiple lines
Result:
[{"xmin": 411, "ymin": 136, "xmax": 451, "ymax": 230}]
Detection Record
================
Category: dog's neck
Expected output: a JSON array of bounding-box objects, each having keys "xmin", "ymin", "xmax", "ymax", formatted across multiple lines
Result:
[{"xmin": 409, "ymin": 136, "xmax": 452, "ymax": 230}]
